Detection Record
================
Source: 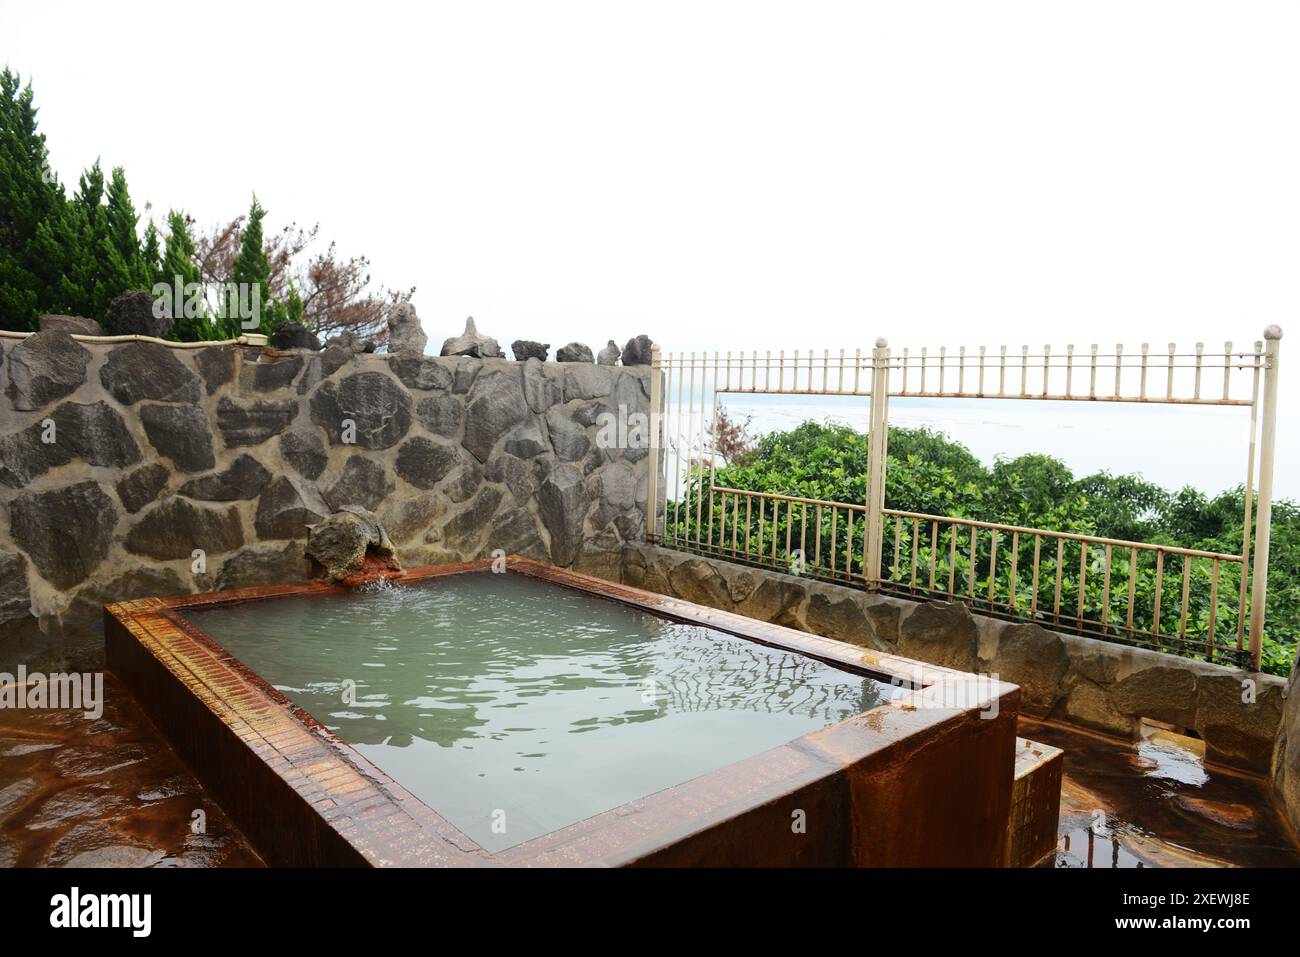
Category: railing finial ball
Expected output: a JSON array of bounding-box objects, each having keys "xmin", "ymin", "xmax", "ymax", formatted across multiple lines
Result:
[
  {"xmin": 1263, "ymin": 324, "xmax": 1283, "ymax": 340},
  {"xmin": 874, "ymin": 336, "xmax": 888, "ymax": 349}
]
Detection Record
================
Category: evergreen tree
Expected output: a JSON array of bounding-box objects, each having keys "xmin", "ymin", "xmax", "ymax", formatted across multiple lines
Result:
[
  {"xmin": 3, "ymin": 72, "xmax": 409, "ymax": 339},
  {"xmin": 99, "ymin": 165, "xmax": 146, "ymax": 298},
  {"xmin": 68, "ymin": 160, "xmax": 109, "ymax": 318},
  {"xmin": 283, "ymin": 280, "xmax": 304, "ymax": 326},
  {"xmin": 0, "ymin": 68, "xmax": 66, "ymax": 330},
  {"xmin": 228, "ymin": 195, "xmax": 275, "ymax": 335},
  {"xmin": 141, "ymin": 219, "xmax": 161, "ymax": 284},
  {"xmin": 30, "ymin": 201, "xmax": 84, "ymax": 317},
  {"xmin": 160, "ymin": 209, "xmax": 212, "ymax": 341}
]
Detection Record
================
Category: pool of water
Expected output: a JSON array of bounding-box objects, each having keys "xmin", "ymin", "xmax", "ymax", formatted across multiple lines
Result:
[{"xmin": 183, "ymin": 573, "xmax": 900, "ymax": 851}]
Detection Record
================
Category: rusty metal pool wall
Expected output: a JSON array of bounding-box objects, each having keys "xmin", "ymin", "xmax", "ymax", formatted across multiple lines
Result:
[{"xmin": 106, "ymin": 558, "xmax": 1021, "ymax": 867}]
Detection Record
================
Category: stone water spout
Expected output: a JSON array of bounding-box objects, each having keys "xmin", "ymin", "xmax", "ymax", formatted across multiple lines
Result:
[{"xmin": 305, "ymin": 507, "xmax": 402, "ymax": 585}]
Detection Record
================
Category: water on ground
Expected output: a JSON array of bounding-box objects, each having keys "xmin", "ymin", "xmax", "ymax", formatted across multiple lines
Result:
[
  {"xmin": 0, "ymin": 673, "xmax": 260, "ymax": 867},
  {"xmin": 1022, "ymin": 718, "xmax": 1300, "ymax": 868}
]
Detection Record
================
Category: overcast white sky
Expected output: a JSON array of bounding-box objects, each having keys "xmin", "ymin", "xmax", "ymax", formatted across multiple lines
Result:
[{"xmin": 2, "ymin": 1, "xmax": 1296, "ymax": 488}]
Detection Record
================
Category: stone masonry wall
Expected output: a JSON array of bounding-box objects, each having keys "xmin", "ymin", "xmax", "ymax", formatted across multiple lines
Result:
[
  {"xmin": 0, "ymin": 333, "xmax": 652, "ymax": 670},
  {"xmin": 1274, "ymin": 668, "xmax": 1300, "ymax": 834},
  {"xmin": 619, "ymin": 543, "xmax": 1287, "ymax": 776}
]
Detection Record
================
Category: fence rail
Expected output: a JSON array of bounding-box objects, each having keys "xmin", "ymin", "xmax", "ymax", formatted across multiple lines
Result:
[{"xmin": 647, "ymin": 328, "xmax": 1283, "ymax": 670}]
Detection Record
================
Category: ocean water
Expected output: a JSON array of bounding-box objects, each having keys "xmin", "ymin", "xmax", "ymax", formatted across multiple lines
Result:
[{"xmin": 183, "ymin": 574, "xmax": 899, "ymax": 852}]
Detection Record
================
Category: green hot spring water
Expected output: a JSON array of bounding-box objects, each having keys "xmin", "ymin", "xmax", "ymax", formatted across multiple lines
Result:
[{"xmin": 184, "ymin": 573, "xmax": 901, "ymax": 852}]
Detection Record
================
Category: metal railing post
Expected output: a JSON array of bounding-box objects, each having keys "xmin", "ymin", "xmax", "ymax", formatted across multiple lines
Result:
[
  {"xmin": 864, "ymin": 337, "xmax": 891, "ymax": 589},
  {"xmin": 646, "ymin": 344, "xmax": 663, "ymax": 543},
  {"xmin": 1248, "ymin": 325, "xmax": 1283, "ymax": 670}
]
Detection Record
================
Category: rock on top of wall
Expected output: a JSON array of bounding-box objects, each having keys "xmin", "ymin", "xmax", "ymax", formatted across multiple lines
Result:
[
  {"xmin": 621, "ymin": 335, "xmax": 653, "ymax": 365},
  {"xmin": 103, "ymin": 290, "xmax": 171, "ymax": 339},
  {"xmin": 556, "ymin": 342, "xmax": 593, "ymax": 363},
  {"xmin": 269, "ymin": 322, "xmax": 321, "ymax": 351},
  {"xmin": 440, "ymin": 316, "xmax": 503, "ymax": 358},
  {"xmin": 38, "ymin": 314, "xmax": 102, "ymax": 336},
  {"xmin": 388, "ymin": 302, "xmax": 429, "ymax": 355},
  {"xmin": 511, "ymin": 340, "xmax": 549, "ymax": 362}
]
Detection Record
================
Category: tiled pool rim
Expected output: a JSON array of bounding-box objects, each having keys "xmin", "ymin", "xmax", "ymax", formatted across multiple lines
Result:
[{"xmin": 105, "ymin": 558, "xmax": 1022, "ymax": 867}]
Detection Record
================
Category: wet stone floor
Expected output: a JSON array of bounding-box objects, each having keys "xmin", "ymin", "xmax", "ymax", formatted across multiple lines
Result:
[
  {"xmin": 1020, "ymin": 718, "xmax": 1300, "ymax": 868},
  {"xmin": 0, "ymin": 673, "xmax": 262, "ymax": 867},
  {"xmin": 1, "ymin": 674, "xmax": 1297, "ymax": 868}
]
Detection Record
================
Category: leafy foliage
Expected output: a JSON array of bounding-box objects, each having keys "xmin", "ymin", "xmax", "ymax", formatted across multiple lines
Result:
[
  {"xmin": 0, "ymin": 69, "xmax": 410, "ymax": 340},
  {"xmin": 668, "ymin": 419, "xmax": 1296, "ymax": 675}
]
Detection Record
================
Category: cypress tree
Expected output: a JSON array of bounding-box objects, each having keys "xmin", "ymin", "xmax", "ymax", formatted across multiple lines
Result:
[
  {"xmin": 68, "ymin": 161, "xmax": 109, "ymax": 318},
  {"xmin": 228, "ymin": 195, "xmax": 274, "ymax": 336},
  {"xmin": 142, "ymin": 219, "xmax": 162, "ymax": 284},
  {"xmin": 284, "ymin": 280, "xmax": 304, "ymax": 326},
  {"xmin": 160, "ymin": 209, "xmax": 212, "ymax": 341},
  {"xmin": 0, "ymin": 68, "xmax": 66, "ymax": 330},
  {"xmin": 100, "ymin": 165, "xmax": 146, "ymax": 301}
]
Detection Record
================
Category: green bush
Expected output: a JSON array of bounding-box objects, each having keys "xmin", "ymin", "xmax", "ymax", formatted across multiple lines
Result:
[{"xmin": 666, "ymin": 420, "xmax": 1296, "ymax": 675}]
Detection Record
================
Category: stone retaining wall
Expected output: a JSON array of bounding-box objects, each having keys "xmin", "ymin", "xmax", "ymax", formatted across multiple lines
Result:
[
  {"xmin": 0, "ymin": 333, "xmax": 652, "ymax": 670},
  {"xmin": 1274, "ymin": 671, "xmax": 1300, "ymax": 833},
  {"xmin": 619, "ymin": 543, "xmax": 1287, "ymax": 775}
]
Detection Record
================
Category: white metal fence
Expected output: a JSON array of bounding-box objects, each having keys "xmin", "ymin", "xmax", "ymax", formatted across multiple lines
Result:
[{"xmin": 646, "ymin": 328, "xmax": 1283, "ymax": 669}]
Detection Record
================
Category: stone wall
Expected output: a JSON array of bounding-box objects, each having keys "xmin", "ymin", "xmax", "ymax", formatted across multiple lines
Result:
[
  {"xmin": 619, "ymin": 543, "xmax": 1287, "ymax": 775},
  {"xmin": 0, "ymin": 333, "xmax": 652, "ymax": 670},
  {"xmin": 1273, "ymin": 667, "xmax": 1300, "ymax": 833}
]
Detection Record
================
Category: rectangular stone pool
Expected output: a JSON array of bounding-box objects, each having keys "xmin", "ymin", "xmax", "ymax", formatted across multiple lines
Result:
[{"xmin": 105, "ymin": 558, "xmax": 1021, "ymax": 866}]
